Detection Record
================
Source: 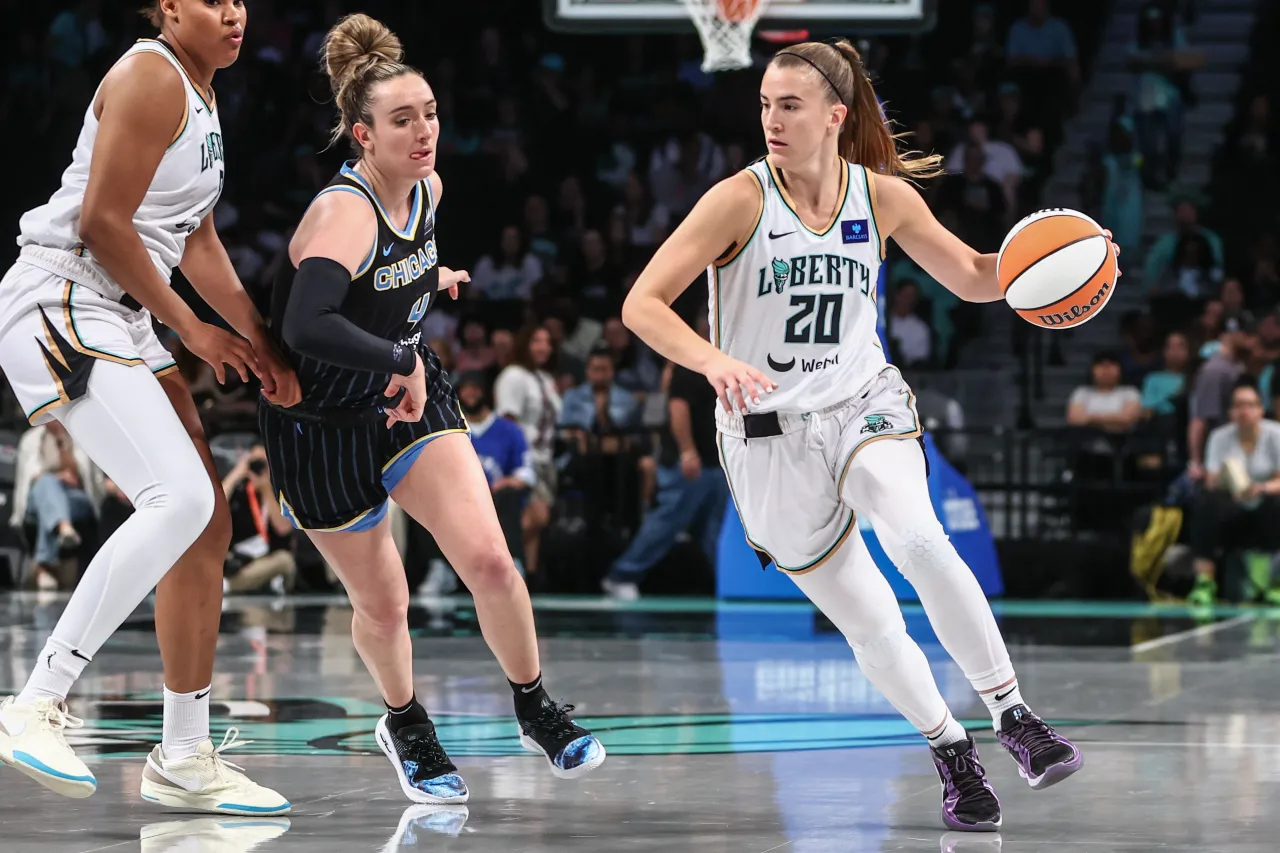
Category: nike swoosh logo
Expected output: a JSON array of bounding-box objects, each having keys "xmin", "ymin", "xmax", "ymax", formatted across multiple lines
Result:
[
  {"xmin": 993, "ymin": 689, "xmax": 1014, "ymax": 702},
  {"xmin": 71, "ymin": 649, "xmax": 91, "ymax": 662},
  {"xmin": 382, "ymin": 244, "xmax": 394, "ymax": 256},
  {"xmin": 520, "ymin": 679, "xmax": 543, "ymax": 694},
  {"xmin": 926, "ymin": 731, "xmax": 946, "ymax": 741},
  {"xmin": 194, "ymin": 689, "xmax": 210, "ymax": 700},
  {"xmin": 195, "ymin": 106, "xmax": 204, "ymax": 114},
  {"xmin": 766, "ymin": 354, "xmax": 795, "ymax": 372},
  {"xmin": 768, "ymin": 230, "xmax": 795, "ymax": 239},
  {"xmin": 148, "ymin": 756, "xmax": 206, "ymax": 792}
]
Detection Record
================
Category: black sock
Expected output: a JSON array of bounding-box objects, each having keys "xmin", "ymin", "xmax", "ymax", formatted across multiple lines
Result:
[
  {"xmin": 384, "ymin": 694, "xmax": 430, "ymax": 734},
  {"xmin": 510, "ymin": 673, "xmax": 548, "ymax": 717}
]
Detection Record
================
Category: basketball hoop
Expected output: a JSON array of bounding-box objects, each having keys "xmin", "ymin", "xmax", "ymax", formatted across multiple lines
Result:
[{"xmin": 681, "ymin": 0, "xmax": 770, "ymax": 72}]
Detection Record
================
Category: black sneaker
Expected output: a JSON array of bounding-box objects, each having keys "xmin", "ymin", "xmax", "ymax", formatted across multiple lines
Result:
[
  {"xmin": 997, "ymin": 705, "xmax": 1083, "ymax": 790},
  {"xmin": 374, "ymin": 715, "xmax": 468, "ymax": 804},
  {"xmin": 517, "ymin": 697, "xmax": 606, "ymax": 779},
  {"xmin": 930, "ymin": 735, "xmax": 1002, "ymax": 832}
]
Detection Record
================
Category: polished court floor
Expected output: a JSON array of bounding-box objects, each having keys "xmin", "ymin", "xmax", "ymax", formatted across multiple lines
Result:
[{"xmin": 2, "ymin": 592, "xmax": 1279, "ymax": 852}]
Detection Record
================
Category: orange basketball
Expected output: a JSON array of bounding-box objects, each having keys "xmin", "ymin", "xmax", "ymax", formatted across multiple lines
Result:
[
  {"xmin": 717, "ymin": 0, "xmax": 761, "ymax": 23},
  {"xmin": 998, "ymin": 209, "xmax": 1118, "ymax": 330}
]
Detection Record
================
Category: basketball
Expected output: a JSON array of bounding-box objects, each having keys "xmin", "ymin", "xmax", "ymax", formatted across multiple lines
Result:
[
  {"xmin": 997, "ymin": 209, "xmax": 1118, "ymax": 330},
  {"xmin": 716, "ymin": 0, "xmax": 761, "ymax": 24}
]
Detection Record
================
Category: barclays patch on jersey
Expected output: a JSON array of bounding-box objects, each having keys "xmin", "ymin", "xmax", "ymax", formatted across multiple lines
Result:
[{"xmin": 841, "ymin": 219, "xmax": 870, "ymax": 244}]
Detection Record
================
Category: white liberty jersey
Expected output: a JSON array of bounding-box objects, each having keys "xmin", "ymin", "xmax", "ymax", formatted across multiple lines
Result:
[
  {"xmin": 16, "ymin": 38, "xmax": 224, "ymax": 301},
  {"xmin": 708, "ymin": 157, "xmax": 885, "ymax": 414}
]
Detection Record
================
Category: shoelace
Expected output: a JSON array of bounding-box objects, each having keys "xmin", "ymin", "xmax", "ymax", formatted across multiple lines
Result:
[
  {"xmin": 401, "ymin": 726, "xmax": 453, "ymax": 775},
  {"xmin": 40, "ymin": 701, "xmax": 85, "ymax": 743},
  {"xmin": 207, "ymin": 727, "xmax": 253, "ymax": 778},
  {"xmin": 526, "ymin": 701, "xmax": 583, "ymax": 744},
  {"xmin": 941, "ymin": 751, "xmax": 995, "ymax": 802},
  {"xmin": 1008, "ymin": 715, "xmax": 1062, "ymax": 758}
]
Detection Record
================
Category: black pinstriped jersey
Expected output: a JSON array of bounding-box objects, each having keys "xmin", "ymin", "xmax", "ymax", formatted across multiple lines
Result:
[{"xmin": 271, "ymin": 162, "xmax": 440, "ymax": 410}]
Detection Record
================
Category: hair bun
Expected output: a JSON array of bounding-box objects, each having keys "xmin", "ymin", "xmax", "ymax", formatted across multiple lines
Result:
[{"xmin": 322, "ymin": 13, "xmax": 404, "ymax": 96}]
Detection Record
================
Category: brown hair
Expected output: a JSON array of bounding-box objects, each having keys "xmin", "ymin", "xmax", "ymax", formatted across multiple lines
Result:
[
  {"xmin": 321, "ymin": 14, "xmax": 421, "ymax": 151},
  {"xmin": 770, "ymin": 39, "xmax": 943, "ymax": 180},
  {"xmin": 139, "ymin": 1, "xmax": 162, "ymax": 28},
  {"xmin": 513, "ymin": 323, "xmax": 557, "ymax": 374}
]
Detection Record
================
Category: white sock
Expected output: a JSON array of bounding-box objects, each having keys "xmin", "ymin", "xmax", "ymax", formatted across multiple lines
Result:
[
  {"xmin": 163, "ymin": 684, "xmax": 211, "ymax": 759},
  {"xmin": 983, "ymin": 680, "xmax": 1025, "ymax": 730},
  {"xmin": 16, "ymin": 637, "xmax": 90, "ymax": 706},
  {"xmin": 924, "ymin": 712, "xmax": 969, "ymax": 749}
]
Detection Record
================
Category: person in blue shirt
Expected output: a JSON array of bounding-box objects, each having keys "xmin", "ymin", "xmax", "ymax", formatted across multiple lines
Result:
[{"xmin": 558, "ymin": 346, "xmax": 642, "ymax": 453}]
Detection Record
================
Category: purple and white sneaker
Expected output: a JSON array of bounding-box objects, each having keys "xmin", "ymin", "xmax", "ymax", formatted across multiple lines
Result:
[
  {"xmin": 997, "ymin": 705, "xmax": 1083, "ymax": 790},
  {"xmin": 930, "ymin": 735, "xmax": 1002, "ymax": 832}
]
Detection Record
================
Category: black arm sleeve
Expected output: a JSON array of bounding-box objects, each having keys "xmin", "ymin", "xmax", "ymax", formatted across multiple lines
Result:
[{"xmin": 281, "ymin": 257, "xmax": 417, "ymax": 376}]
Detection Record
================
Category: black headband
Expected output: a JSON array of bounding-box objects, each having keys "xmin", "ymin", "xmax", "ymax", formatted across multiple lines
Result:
[{"xmin": 775, "ymin": 47, "xmax": 849, "ymax": 105}]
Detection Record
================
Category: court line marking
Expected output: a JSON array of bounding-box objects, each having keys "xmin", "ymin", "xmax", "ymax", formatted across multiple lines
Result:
[
  {"xmin": 1130, "ymin": 613, "xmax": 1254, "ymax": 654},
  {"xmin": 1077, "ymin": 740, "xmax": 1280, "ymax": 749}
]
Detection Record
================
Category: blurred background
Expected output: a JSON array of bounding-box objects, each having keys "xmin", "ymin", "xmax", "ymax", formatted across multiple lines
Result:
[{"xmin": 0, "ymin": 0, "xmax": 1274, "ymax": 609}]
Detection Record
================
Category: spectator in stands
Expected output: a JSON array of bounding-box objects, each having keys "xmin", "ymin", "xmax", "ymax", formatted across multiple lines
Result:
[
  {"xmin": 994, "ymin": 83, "xmax": 1048, "ymax": 212},
  {"xmin": 1099, "ymin": 116, "xmax": 1145, "ymax": 261},
  {"xmin": 1118, "ymin": 311, "xmax": 1162, "ymax": 386},
  {"xmin": 1005, "ymin": 0, "xmax": 1081, "ymax": 121},
  {"xmin": 221, "ymin": 446, "xmax": 295, "ymax": 595},
  {"xmin": 1144, "ymin": 198, "xmax": 1225, "ymax": 291},
  {"xmin": 523, "ymin": 194, "xmax": 560, "ymax": 267},
  {"xmin": 621, "ymin": 171, "xmax": 671, "ymax": 249},
  {"xmin": 968, "ymin": 4, "xmax": 1006, "ymax": 95},
  {"xmin": 1188, "ymin": 381, "xmax": 1280, "ymax": 606},
  {"xmin": 1067, "ymin": 351, "xmax": 1143, "ymax": 433},
  {"xmin": 1236, "ymin": 94, "xmax": 1274, "ymax": 175},
  {"xmin": 1221, "ymin": 278, "xmax": 1256, "ymax": 330},
  {"xmin": 1188, "ymin": 324, "xmax": 1257, "ymax": 480},
  {"xmin": 1141, "ymin": 330, "xmax": 1195, "ymax": 418},
  {"xmin": 603, "ymin": 340, "xmax": 728, "ymax": 601},
  {"xmin": 471, "ymin": 225, "xmax": 544, "ymax": 302},
  {"xmin": 936, "ymin": 142, "xmax": 1009, "ymax": 253},
  {"xmin": 453, "ymin": 319, "xmax": 496, "ymax": 374},
  {"xmin": 1248, "ymin": 232, "xmax": 1280, "ymax": 311},
  {"xmin": 887, "ymin": 280, "xmax": 933, "ymax": 367},
  {"xmin": 489, "ymin": 328, "xmax": 515, "ymax": 384},
  {"xmin": 10, "ymin": 421, "xmax": 104, "ymax": 591},
  {"xmin": 648, "ymin": 129, "xmax": 726, "ymax": 215},
  {"xmin": 494, "ymin": 324, "xmax": 562, "ymax": 577},
  {"xmin": 426, "ymin": 373, "xmax": 536, "ymax": 595},
  {"xmin": 1128, "ymin": 4, "xmax": 1197, "ymax": 188},
  {"xmin": 46, "ymin": 0, "xmax": 108, "ymax": 74},
  {"xmin": 602, "ymin": 316, "xmax": 661, "ymax": 395},
  {"xmin": 945, "ymin": 118, "xmax": 1022, "ymax": 214},
  {"xmin": 574, "ymin": 228, "xmax": 624, "ymax": 321},
  {"xmin": 559, "ymin": 346, "xmax": 642, "ymax": 454}
]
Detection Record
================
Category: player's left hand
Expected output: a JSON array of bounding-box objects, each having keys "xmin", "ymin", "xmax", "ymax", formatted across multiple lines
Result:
[
  {"xmin": 439, "ymin": 266, "xmax": 469, "ymax": 300},
  {"xmin": 250, "ymin": 331, "xmax": 302, "ymax": 408}
]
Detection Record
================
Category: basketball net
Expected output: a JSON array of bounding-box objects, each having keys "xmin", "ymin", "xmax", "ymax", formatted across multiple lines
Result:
[{"xmin": 681, "ymin": 0, "xmax": 770, "ymax": 72}]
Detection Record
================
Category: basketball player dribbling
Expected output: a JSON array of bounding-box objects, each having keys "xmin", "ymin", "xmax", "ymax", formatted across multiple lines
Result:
[
  {"xmin": 624, "ymin": 40, "xmax": 1121, "ymax": 831},
  {"xmin": 0, "ymin": 0, "xmax": 293, "ymax": 814},
  {"xmin": 259, "ymin": 14, "xmax": 604, "ymax": 804}
]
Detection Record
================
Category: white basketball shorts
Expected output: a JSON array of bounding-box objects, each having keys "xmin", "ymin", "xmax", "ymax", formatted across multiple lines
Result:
[
  {"xmin": 716, "ymin": 365, "xmax": 923, "ymax": 573},
  {"xmin": 0, "ymin": 260, "xmax": 178, "ymax": 425}
]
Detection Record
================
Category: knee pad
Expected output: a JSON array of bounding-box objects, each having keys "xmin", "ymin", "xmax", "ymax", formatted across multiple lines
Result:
[
  {"xmin": 884, "ymin": 523, "xmax": 954, "ymax": 576},
  {"xmin": 850, "ymin": 622, "xmax": 908, "ymax": 670}
]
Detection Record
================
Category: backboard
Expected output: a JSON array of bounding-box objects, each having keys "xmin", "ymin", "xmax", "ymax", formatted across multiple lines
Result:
[{"xmin": 543, "ymin": 0, "xmax": 935, "ymax": 34}]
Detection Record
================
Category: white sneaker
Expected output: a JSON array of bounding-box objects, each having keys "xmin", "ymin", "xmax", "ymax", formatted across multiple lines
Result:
[
  {"xmin": 601, "ymin": 577, "xmax": 640, "ymax": 601},
  {"xmin": 140, "ymin": 817, "xmax": 292, "ymax": 853},
  {"xmin": 422, "ymin": 560, "xmax": 458, "ymax": 597},
  {"xmin": 140, "ymin": 728, "xmax": 291, "ymax": 816},
  {"xmin": 0, "ymin": 695, "xmax": 96, "ymax": 798}
]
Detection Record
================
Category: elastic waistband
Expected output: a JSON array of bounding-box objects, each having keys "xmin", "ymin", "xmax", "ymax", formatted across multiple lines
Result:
[
  {"xmin": 18, "ymin": 244, "xmax": 136, "ymax": 307},
  {"xmin": 714, "ymin": 367, "xmax": 894, "ymax": 439},
  {"xmin": 264, "ymin": 388, "xmax": 407, "ymax": 427}
]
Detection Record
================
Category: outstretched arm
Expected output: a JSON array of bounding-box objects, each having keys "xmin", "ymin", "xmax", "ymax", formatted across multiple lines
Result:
[{"xmin": 874, "ymin": 173, "xmax": 1005, "ymax": 303}]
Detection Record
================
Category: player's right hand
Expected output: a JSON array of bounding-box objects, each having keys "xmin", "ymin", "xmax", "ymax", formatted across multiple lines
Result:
[
  {"xmin": 182, "ymin": 322, "xmax": 259, "ymax": 385},
  {"xmin": 384, "ymin": 353, "xmax": 428, "ymax": 427},
  {"xmin": 703, "ymin": 352, "xmax": 776, "ymax": 413}
]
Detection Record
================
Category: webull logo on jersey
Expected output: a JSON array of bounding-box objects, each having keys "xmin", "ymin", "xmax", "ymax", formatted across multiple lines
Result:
[
  {"xmin": 757, "ymin": 254, "xmax": 872, "ymax": 299},
  {"xmin": 375, "ymin": 240, "xmax": 438, "ymax": 292}
]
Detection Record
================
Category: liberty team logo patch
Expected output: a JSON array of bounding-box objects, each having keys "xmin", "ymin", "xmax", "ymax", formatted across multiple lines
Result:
[
  {"xmin": 770, "ymin": 258, "xmax": 791, "ymax": 293},
  {"xmin": 841, "ymin": 219, "xmax": 869, "ymax": 244},
  {"xmin": 860, "ymin": 414, "xmax": 892, "ymax": 435}
]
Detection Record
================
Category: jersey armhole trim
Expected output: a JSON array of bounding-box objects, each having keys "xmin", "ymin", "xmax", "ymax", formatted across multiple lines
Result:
[
  {"xmin": 862, "ymin": 166, "xmax": 885, "ymax": 262},
  {"xmin": 308, "ymin": 186, "xmax": 379, "ymax": 279},
  {"xmin": 168, "ymin": 96, "xmax": 190, "ymax": 149},
  {"xmin": 714, "ymin": 170, "xmax": 766, "ymax": 269}
]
